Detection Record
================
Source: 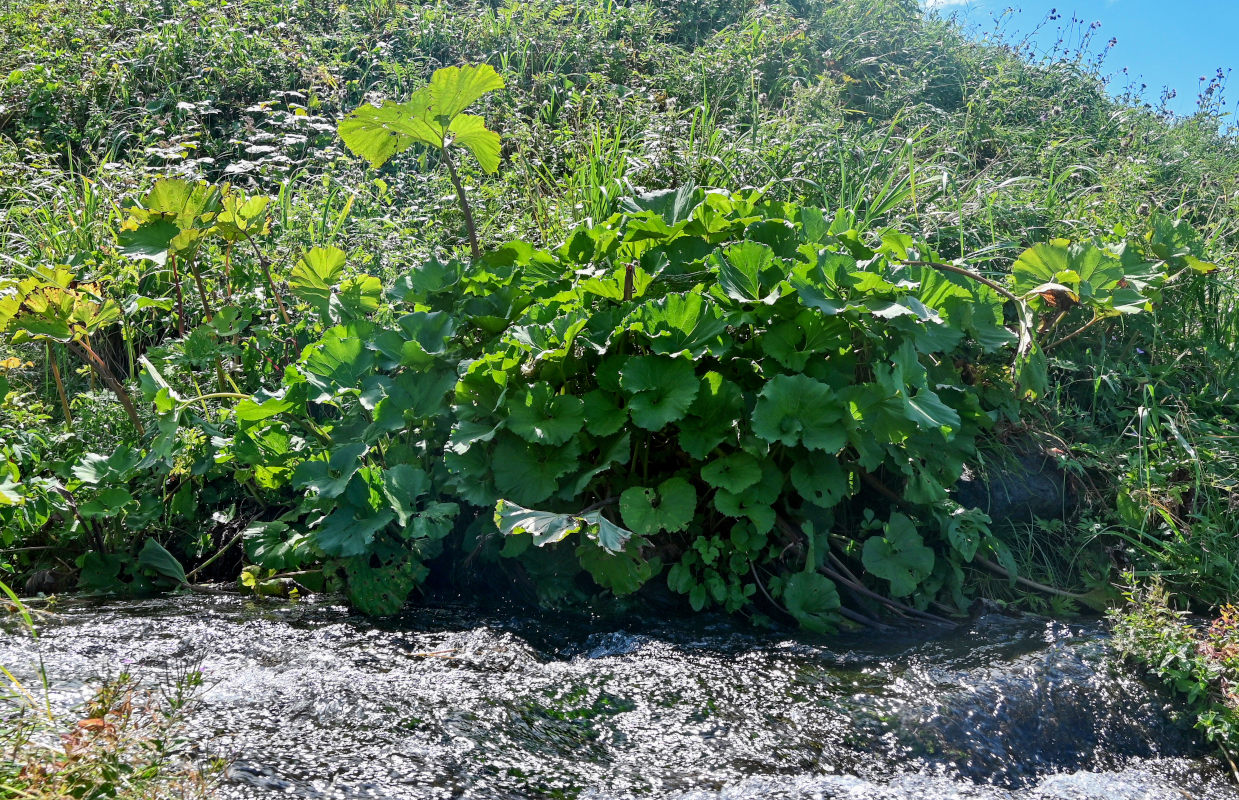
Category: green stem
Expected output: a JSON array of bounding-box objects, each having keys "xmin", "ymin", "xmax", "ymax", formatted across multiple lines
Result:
[
  {"xmin": 442, "ymin": 146, "xmax": 480, "ymax": 260},
  {"xmin": 188, "ymin": 257, "xmax": 215, "ymax": 322},
  {"xmin": 66, "ymin": 340, "xmax": 145, "ymax": 436},
  {"xmin": 242, "ymin": 232, "xmax": 291, "ymax": 325},
  {"xmin": 185, "ymin": 522, "xmax": 249, "ymax": 582},
  {"xmin": 174, "ymin": 392, "xmax": 249, "ymax": 411},
  {"xmin": 47, "ymin": 344, "xmax": 72, "ymax": 428},
  {"xmin": 169, "ymin": 253, "xmax": 187, "ymax": 337}
]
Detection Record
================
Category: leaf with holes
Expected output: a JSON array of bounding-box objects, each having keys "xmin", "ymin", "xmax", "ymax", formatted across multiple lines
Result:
[
  {"xmin": 620, "ymin": 477, "xmax": 696, "ymax": 536},
  {"xmin": 789, "ymin": 452, "xmax": 850, "ymax": 508},
  {"xmin": 577, "ymin": 539, "xmax": 658, "ymax": 596},
  {"xmin": 945, "ymin": 506, "xmax": 991, "ymax": 563},
  {"xmin": 701, "ymin": 452, "xmax": 762, "ymax": 493},
  {"xmin": 341, "ymin": 549, "xmax": 427, "ymax": 615},
  {"xmin": 495, "ymin": 499, "xmax": 589, "ymax": 547}
]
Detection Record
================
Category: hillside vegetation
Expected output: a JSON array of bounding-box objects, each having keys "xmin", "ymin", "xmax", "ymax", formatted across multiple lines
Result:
[{"xmin": 1, "ymin": 0, "xmax": 1238, "ymax": 631}]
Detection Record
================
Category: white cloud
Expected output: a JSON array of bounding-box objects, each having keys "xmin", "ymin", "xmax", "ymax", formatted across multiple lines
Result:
[{"xmin": 923, "ymin": 0, "xmax": 974, "ymax": 8}]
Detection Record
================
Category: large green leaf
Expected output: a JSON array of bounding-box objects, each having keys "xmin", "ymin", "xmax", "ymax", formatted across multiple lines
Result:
[
  {"xmin": 751, "ymin": 374, "xmax": 846, "ymax": 452},
  {"xmin": 448, "ymin": 113, "xmax": 502, "ymax": 174},
  {"xmin": 1012, "ymin": 239, "xmax": 1125, "ymax": 307},
  {"xmin": 299, "ymin": 324, "xmax": 375, "ymax": 401},
  {"xmin": 0, "ymin": 470, "xmax": 22, "ymax": 507},
  {"xmin": 678, "ymin": 372, "xmax": 743, "ymax": 459},
  {"xmin": 788, "ymin": 257, "xmax": 849, "ymax": 316},
  {"xmin": 244, "ymin": 521, "xmax": 309, "ymax": 572},
  {"xmin": 700, "ymin": 452, "xmax": 762, "ymax": 493},
  {"xmin": 495, "ymin": 500, "xmax": 635, "ymax": 555},
  {"xmin": 139, "ymin": 178, "xmax": 218, "ymax": 226},
  {"xmin": 944, "ymin": 506, "xmax": 991, "ymax": 563},
  {"xmin": 427, "ymin": 63, "xmax": 505, "ymax": 120},
  {"xmin": 582, "ymin": 390, "xmax": 628, "ymax": 436},
  {"xmin": 73, "ymin": 447, "xmax": 141, "ymax": 485},
  {"xmin": 620, "ymin": 477, "xmax": 696, "ymax": 535},
  {"xmin": 620, "ymin": 355, "xmax": 698, "ymax": 431},
  {"xmin": 333, "ymin": 275, "xmax": 383, "ymax": 321},
  {"xmin": 136, "ymin": 538, "xmax": 187, "ymax": 585},
  {"xmin": 762, "ymin": 312, "xmax": 849, "ymax": 371},
  {"xmin": 495, "ymin": 499, "xmax": 589, "ymax": 546},
  {"xmin": 861, "ymin": 513, "xmax": 935, "ymax": 597},
  {"xmin": 491, "ymin": 435, "xmax": 580, "ymax": 505},
  {"xmin": 79, "ymin": 487, "xmax": 135, "ymax": 519},
  {"xmin": 780, "ymin": 571, "xmax": 840, "ymax": 633},
  {"xmin": 213, "ymin": 192, "xmax": 271, "ymax": 242},
  {"xmin": 712, "ymin": 462, "xmax": 782, "ymax": 534},
  {"xmin": 290, "ymin": 247, "xmax": 347, "ymax": 310},
  {"xmin": 292, "ymin": 442, "xmax": 368, "ymax": 499},
  {"xmin": 507, "ymin": 383, "xmax": 585, "ymax": 445},
  {"xmin": 117, "ymin": 219, "xmax": 180, "ymax": 265},
  {"xmin": 789, "ymin": 452, "xmax": 850, "ymax": 508},
  {"xmin": 312, "ymin": 508, "xmax": 395, "ymax": 557},
  {"xmin": 234, "ymin": 394, "xmax": 296, "ymax": 427},
  {"xmin": 903, "ymin": 387, "xmax": 961, "ymax": 436},
  {"xmin": 381, "ymin": 464, "xmax": 432, "ymax": 527},
  {"xmin": 395, "ymin": 311, "xmax": 458, "ymax": 354},
  {"xmin": 339, "ymin": 64, "xmax": 504, "ymax": 171},
  {"xmin": 342, "ymin": 549, "xmax": 427, "ymax": 615},
  {"xmin": 339, "ymin": 94, "xmax": 440, "ymax": 168},
  {"xmin": 577, "ymin": 539, "xmax": 657, "ymax": 596},
  {"xmin": 625, "ymin": 292, "xmax": 728, "ymax": 357},
  {"xmin": 711, "ymin": 241, "xmax": 779, "ymax": 303}
]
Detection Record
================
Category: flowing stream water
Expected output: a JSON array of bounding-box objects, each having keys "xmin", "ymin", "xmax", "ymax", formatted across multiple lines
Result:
[{"xmin": 2, "ymin": 594, "xmax": 1235, "ymax": 799}]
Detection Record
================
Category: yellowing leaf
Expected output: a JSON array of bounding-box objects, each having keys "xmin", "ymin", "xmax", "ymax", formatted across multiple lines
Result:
[
  {"xmin": 448, "ymin": 113, "xmax": 501, "ymax": 173},
  {"xmin": 339, "ymin": 91, "xmax": 442, "ymax": 168},
  {"xmin": 427, "ymin": 63, "xmax": 504, "ymax": 120}
]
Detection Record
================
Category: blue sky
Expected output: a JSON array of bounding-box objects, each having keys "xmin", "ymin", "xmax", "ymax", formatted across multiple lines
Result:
[{"xmin": 925, "ymin": 1, "xmax": 1238, "ymax": 117}]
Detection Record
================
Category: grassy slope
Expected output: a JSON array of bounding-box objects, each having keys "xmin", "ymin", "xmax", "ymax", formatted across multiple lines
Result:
[{"xmin": 1, "ymin": 0, "xmax": 1238, "ymax": 610}]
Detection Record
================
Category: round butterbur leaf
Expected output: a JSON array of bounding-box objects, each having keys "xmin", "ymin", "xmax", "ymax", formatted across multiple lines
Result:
[
  {"xmin": 780, "ymin": 571, "xmax": 841, "ymax": 634},
  {"xmin": 861, "ymin": 513, "xmax": 935, "ymax": 597},
  {"xmin": 620, "ymin": 355, "xmax": 698, "ymax": 431},
  {"xmin": 492, "ymin": 435, "xmax": 581, "ymax": 506},
  {"xmin": 789, "ymin": 452, "xmax": 851, "ymax": 509},
  {"xmin": 700, "ymin": 452, "xmax": 762, "ymax": 493},
  {"xmin": 751, "ymin": 374, "xmax": 846, "ymax": 452},
  {"xmin": 507, "ymin": 383, "xmax": 585, "ymax": 445},
  {"xmin": 620, "ymin": 477, "xmax": 697, "ymax": 535}
]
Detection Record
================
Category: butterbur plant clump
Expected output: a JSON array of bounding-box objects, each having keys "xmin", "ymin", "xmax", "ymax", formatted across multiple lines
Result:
[{"xmin": 127, "ymin": 168, "xmax": 1202, "ymax": 629}]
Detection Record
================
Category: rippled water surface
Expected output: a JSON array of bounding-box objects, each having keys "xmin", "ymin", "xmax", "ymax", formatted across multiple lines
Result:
[{"xmin": 1, "ymin": 595, "xmax": 1234, "ymax": 799}]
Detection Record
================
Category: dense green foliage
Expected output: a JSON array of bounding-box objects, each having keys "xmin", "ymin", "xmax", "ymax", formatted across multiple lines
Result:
[
  {"xmin": 1112, "ymin": 583, "xmax": 1239, "ymax": 777},
  {"xmin": 2, "ymin": 0, "xmax": 1239, "ymax": 628}
]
